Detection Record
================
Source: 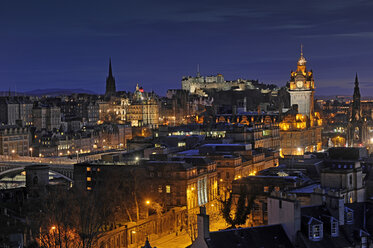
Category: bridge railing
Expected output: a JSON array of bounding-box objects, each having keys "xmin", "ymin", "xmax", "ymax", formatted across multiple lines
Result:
[{"xmin": 0, "ymin": 155, "xmax": 77, "ymax": 165}]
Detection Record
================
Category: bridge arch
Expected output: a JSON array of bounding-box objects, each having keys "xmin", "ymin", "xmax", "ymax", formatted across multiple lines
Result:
[{"xmin": 0, "ymin": 167, "xmax": 73, "ymax": 182}]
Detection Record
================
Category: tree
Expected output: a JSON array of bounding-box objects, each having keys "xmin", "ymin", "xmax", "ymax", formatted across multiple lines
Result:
[
  {"xmin": 219, "ymin": 188, "xmax": 255, "ymax": 228},
  {"xmin": 28, "ymin": 188, "xmax": 108, "ymax": 248}
]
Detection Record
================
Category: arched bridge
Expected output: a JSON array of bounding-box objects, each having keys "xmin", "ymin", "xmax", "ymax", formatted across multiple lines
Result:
[{"xmin": 0, "ymin": 162, "xmax": 74, "ymax": 182}]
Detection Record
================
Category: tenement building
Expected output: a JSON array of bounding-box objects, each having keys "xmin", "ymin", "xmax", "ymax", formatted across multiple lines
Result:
[
  {"xmin": 0, "ymin": 96, "xmax": 33, "ymax": 126},
  {"xmin": 0, "ymin": 125, "xmax": 30, "ymax": 156},
  {"xmin": 280, "ymin": 47, "xmax": 322, "ymax": 156},
  {"xmin": 32, "ymin": 103, "xmax": 61, "ymax": 131}
]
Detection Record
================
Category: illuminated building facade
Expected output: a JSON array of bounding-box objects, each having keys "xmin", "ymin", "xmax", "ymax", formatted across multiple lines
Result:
[
  {"xmin": 280, "ymin": 48, "xmax": 322, "ymax": 156},
  {"xmin": 0, "ymin": 97, "xmax": 33, "ymax": 126},
  {"xmin": 126, "ymin": 84, "xmax": 159, "ymax": 127},
  {"xmin": 182, "ymin": 72, "xmax": 257, "ymax": 96},
  {"xmin": 0, "ymin": 125, "xmax": 30, "ymax": 156},
  {"xmin": 288, "ymin": 46, "xmax": 314, "ymax": 117}
]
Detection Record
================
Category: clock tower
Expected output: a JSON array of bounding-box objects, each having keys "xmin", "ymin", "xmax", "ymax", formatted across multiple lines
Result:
[{"xmin": 288, "ymin": 46, "xmax": 315, "ymax": 117}]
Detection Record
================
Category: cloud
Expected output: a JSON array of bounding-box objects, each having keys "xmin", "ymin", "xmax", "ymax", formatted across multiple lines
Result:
[
  {"xmin": 261, "ymin": 24, "xmax": 315, "ymax": 30},
  {"xmin": 302, "ymin": 32, "xmax": 373, "ymax": 39}
]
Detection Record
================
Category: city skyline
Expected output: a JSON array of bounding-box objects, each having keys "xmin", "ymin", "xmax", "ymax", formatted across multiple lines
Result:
[{"xmin": 1, "ymin": 0, "xmax": 373, "ymax": 96}]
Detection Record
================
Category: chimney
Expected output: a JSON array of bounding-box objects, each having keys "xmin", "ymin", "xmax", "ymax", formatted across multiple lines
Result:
[{"xmin": 197, "ymin": 206, "xmax": 210, "ymax": 239}]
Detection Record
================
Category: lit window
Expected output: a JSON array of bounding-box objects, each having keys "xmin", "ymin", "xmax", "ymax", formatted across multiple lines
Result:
[
  {"xmin": 178, "ymin": 142, "xmax": 186, "ymax": 147},
  {"xmin": 331, "ymin": 221, "xmax": 338, "ymax": 237},
  {"xmin": 87, "ymin": 187, "xmax": 92, "ymax": 191},
  {"xmin": 166, "ymin": 185, "xmax": 171, "ymax": 193},
  {"xmin": 158, "ymin": 186, "xmax": 163, "ymax": 193},
  {"xmin": 86, "ymin": 167, "xmax": 91, "ymax": 172},
  {"xmin": 87, "ymin": 177, "xmax": 91, "ymax": 182},
  {"xmin": 263, "ymin": 186, "xmax": 269, "ymax": 192},
  {"xmin": 313, "ymin": 225, "xmax": 321, "ymax": 239}
]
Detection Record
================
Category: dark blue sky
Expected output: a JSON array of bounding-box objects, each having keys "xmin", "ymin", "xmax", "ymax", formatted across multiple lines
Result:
[{"xmin": 1, "ymin": 0, "xmax": 373, "ymax": 96}]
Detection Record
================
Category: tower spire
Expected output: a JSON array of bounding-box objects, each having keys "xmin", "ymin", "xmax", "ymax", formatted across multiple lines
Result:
[
  {"xmin": 355, "ymin": 72, "xmax": 359, "ymax": 86},
  {"xmin": 354, "ymin": 72, "xmax": 361, "ymax": 99},
  {"xmin": 105, "ymin": 58, "xmax": 116, "ymax": 97},
  {"xmin": 197, "ymin": 64, "xmax": 200, "ymax": 77},
  {"xmin": 109, "ymin": 58, "xmax": 113, "ymax": 77},
  {"xmin": 300, "ymin": 44, "xmax": 303, "ymax": 56}
]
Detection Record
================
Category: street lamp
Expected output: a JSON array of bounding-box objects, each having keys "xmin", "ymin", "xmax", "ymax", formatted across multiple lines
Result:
[
  {"xmin": 145, "ymin": 200, "xmax": 151, "ymax": 218},
  {"xmin": 29, "ymin": 147, "xmax": 33, "ymax": 157}
]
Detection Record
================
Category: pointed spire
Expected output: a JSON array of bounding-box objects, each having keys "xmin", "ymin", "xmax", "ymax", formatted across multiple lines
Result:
[
  {"xmin": 355, "ymin": 72, "xmax": 359, "ymax": 86},
  {"xmin": 352, "ymin": 73, "xmax": 361, "ymax": 122},
  {"xmin": 354, "ymin": 72, "xmax": 360, "ymax": 98},
  {"xmin": 300, "ymin": 44, "xmax": 303, "ymax": 56},
  {"xmin": 108, "ymin": 58, "xmax": 113, "ymax": 77},
  {"xmin": 197, "ymin": 64, "xmax": 200, "ymax": 77},
  {"xmin": 105, "ymin": 58, "xmax": 116, "ymax": 96}
]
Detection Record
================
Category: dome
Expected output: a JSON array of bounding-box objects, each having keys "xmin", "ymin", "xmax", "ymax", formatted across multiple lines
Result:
[
  {"xmin": 297, "ymin": 44, "xmax": 307, "ymax": 66},
  {"xmin": 298, "ymin": 54, "xmax": 307, "ymax": 66}
]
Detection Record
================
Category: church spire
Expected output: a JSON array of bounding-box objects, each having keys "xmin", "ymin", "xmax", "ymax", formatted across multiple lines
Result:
[
  {"xmin": 355, "ymin": 72, "xmax": 359, "ymax": 87},
  {"xmin": 354, "ymin": 72, "xmax": 361, "ymax": 99},
  {"xmin": 109, "ymin": 58, "xmax": 113, "ymax": 77},
  {"xmin": 105, "ymin": 58, "xmax": 116, "ymax": 97}
]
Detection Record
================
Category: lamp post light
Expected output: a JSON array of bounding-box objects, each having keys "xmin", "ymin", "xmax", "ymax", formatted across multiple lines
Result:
[
  {"xmin": 76, "ymin": 150, "xmax": 79, "ymax": 161},
  {"xmin": 29, "ymin": 147, "xmax": 33, "ymax": 157},
  {"xmin": 145, "ymin": 200, "xmax": 151, "ymax": 218}
]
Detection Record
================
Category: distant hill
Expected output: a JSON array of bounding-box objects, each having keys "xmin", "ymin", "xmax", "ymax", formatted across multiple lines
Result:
[{"xmin": 0, "ymin": 88, "xmax": 97, "ymax": 96}]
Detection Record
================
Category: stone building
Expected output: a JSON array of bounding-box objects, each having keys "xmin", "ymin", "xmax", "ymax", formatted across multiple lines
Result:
[
  {"xmin": 268, "ymin": 191, "xmax": 373, "ymax": 247},
  {"xmin": 279, "ymin": 48, "xmax": 323, "ymax": 156},
  {"xmin": 32, "ymin": 104, "xmax": 61, "ymax": 131},
  {"xmin": 126, "ymin": 84, "xmax": 159, "ymax": 127},
  {"xmin": 182, "ymin": 72, "xmax": 257, "ymax": 96},
  {"xmin": 321, "ymin": 147, "xmax": 366, "ymax": 203},
  {"xmin": 288, "ymin": 47, "xmax": 314, "ymax": 117},
  {"xmin": 0, "ymin": 125, "xmax": 30, "ymax": 156},
  {"xmin": 0, "ymin": 96, "xmax": 33, "ymax": 126}
]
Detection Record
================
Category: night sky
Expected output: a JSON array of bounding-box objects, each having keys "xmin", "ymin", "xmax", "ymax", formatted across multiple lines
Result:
[{"xmin": 1, "ymin": 0, "xmax": 373, "ymax": 96}]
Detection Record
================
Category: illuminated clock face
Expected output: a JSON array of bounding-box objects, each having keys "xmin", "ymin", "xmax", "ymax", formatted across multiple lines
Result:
[{"xmin": 296, "ymin": 81, "xmax": 303, "ymax": 88}]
